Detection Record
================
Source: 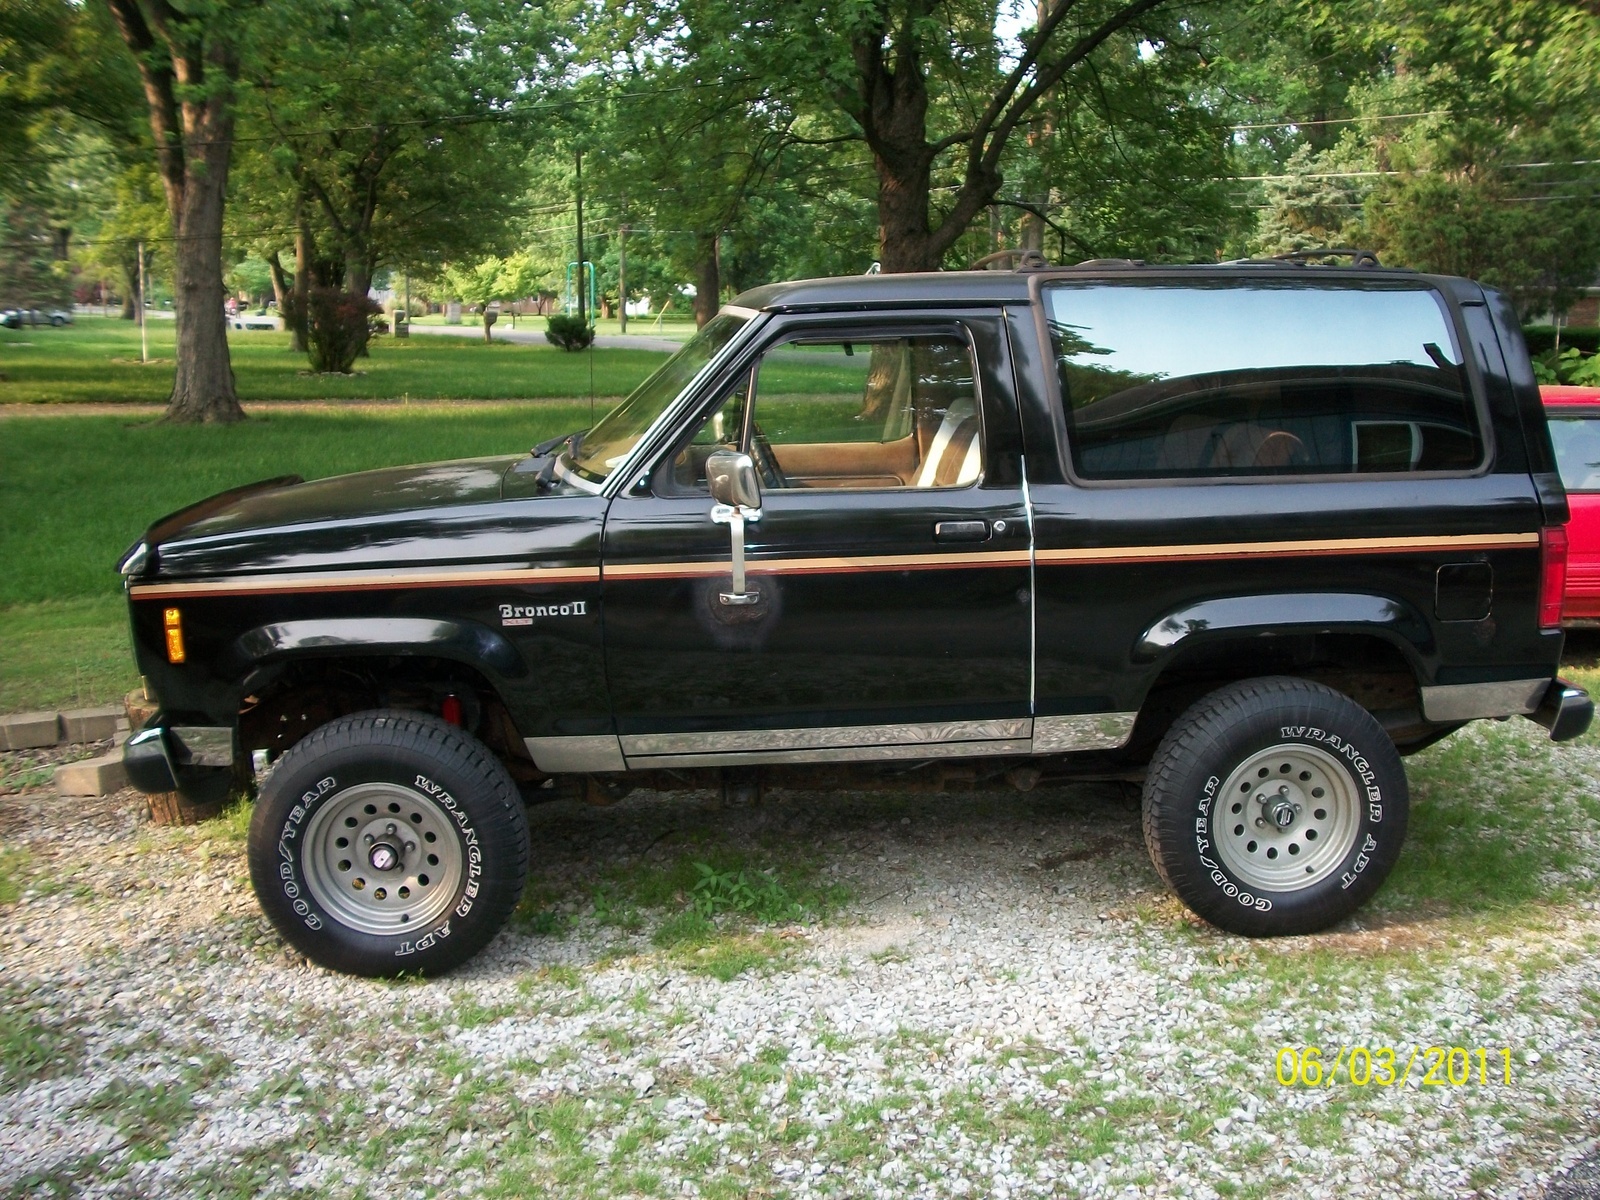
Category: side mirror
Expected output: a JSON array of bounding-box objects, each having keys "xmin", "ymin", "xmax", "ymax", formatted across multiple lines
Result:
[{"xmin": 706, "ymin": 449, "xmax": 762, "ymax": 511}]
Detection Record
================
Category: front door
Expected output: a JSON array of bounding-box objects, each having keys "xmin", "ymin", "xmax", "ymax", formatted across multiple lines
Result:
[{"xmin": 600, "ymin": 314, "xmax": 1033, "ymax": 769}]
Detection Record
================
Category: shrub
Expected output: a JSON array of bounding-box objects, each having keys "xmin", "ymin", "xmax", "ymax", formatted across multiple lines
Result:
[
  {"xmin": 1523, "ymin": 325, "xmax": 1600, "ymax": 357},
  {"xmin": 290, "ymin": 287, "xmax": 380, "ymax": 373},
  {"xmin": 545, "ymin": 313, "xmax": 594, "ymax": 352}
]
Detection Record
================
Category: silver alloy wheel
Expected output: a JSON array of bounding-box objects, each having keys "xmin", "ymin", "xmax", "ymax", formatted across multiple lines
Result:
[
  {"xmin": 301, "ymin": 782, "xmax": 464, "ymax": 935},
  {"xmin": 1213, "ymin": 743, "xmax": 1361, "ymax": 892}
]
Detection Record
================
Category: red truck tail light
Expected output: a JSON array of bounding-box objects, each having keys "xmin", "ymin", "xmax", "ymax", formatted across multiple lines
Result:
[{"xmin": 1540, "ymin": 525, "xmax": 1569, "ymax": 630}]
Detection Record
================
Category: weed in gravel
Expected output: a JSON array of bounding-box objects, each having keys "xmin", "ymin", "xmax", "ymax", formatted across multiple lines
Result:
[
  {"xmin": 0, "ymin": 988, "xmax": 83, "ymax": 1087},
  {"xmin": 0, "ymin": 845, "xmax": 36, "ymax": 904},
  {"xmin": 78, "ymin": 1077, "xmax": 196, "ymax": 1160},
  {"xmin": 671, "ymin": 931, "xmax": 796, "ymax": 980}
]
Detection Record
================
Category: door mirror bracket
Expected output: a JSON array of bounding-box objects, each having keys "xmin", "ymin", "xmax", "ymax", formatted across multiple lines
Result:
[{"xmin": 706, "ymin": 450, "xmax": 763, "ymax": 606}]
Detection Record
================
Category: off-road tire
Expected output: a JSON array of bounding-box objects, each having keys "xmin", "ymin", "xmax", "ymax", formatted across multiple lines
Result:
[
  {"xmin": 248, "ymin": 710, "xmax": 529, "ymax": 976},
  {"xmin": 1141, "ymin": 677, "xmax": 1408, "ymax": 936}
]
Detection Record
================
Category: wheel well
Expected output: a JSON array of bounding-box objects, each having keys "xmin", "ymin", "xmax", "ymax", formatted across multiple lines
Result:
[
  {"xmin": 238, "ymin": 655, "xmax": 539, "ymax": 782},
  {"xmin": 1124, "ymin": 632, "xmax": 1426, "ymax": 763}
]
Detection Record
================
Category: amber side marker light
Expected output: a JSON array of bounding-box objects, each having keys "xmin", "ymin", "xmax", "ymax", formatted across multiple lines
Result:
[{"xmin": 163, "ymin": 607, "xmax": 186, "ymax": 663}]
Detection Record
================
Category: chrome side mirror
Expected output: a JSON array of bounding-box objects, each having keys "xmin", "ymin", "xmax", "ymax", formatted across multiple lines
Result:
[
  {"xmin": 705, "ymin": 450, "xmax": 763, "ymax": 606},
  {"xmin": 706, "ymin": 450, "xmax": 762, "ymax": 511}
]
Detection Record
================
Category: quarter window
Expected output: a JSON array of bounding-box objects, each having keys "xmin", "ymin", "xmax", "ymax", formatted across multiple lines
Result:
[
  {"xmin": 1043, "ymin": 283, "xmax": 1485, "ymax": 480},
  {"xmin": 669, "ymin": 335, "xmax": 982, "ymax": 491}
]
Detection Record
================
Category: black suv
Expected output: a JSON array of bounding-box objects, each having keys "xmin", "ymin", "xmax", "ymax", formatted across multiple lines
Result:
[{"xmin": 118, "ymin": 259, "xmax": 1593, "ymax": 976}]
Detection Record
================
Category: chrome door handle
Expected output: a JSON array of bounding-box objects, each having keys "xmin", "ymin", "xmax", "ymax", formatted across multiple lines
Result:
[
  {"xmin": 934, "ymin": 520, "xmax": 989, "ymax": 542},
  {"xmin": 710, "ymin": 502, "xmax": 762, "ymax": 604}
]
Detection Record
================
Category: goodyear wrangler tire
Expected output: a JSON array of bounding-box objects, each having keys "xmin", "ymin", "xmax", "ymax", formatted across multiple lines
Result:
[
  {"xmin": 247, "ymin": 710, "xmax": 529, "ymax": 976},
  {"xmin": 1141, "ymin": 677, "xmax": 1408, "ymax": 937}
]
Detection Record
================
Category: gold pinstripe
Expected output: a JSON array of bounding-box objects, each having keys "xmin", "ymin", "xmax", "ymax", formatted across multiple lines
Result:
[
  {"xmin": 1033, "ymin": 531, "xmax": 1538, "ymax": 566},
  {"xmin": 127, "ymin": 532, "xmax": 1537, "ymax": 600},
  {"xmin": 129, "ymin": 564, "xmax": 601, "ymax": 600}
]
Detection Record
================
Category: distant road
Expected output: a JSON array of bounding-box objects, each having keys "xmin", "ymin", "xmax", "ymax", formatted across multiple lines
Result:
[{"xmin": 406, "ymin": 322, "xmax": 684, "ymax": 353}]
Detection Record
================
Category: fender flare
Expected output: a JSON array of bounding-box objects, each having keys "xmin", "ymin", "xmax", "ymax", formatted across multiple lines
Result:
[
  {"xmin": 225, "ymin": 616, "xmax": 528, "ymax": 680},
  {"xmin": 1132, "ymin": 592, "xmax": 1434, "ymax": 666}
]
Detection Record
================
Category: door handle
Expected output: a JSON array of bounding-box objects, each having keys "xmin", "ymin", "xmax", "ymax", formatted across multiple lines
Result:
[{"xmin": 934, "ymin": 520, "xmax": 989, "ymax": 542}]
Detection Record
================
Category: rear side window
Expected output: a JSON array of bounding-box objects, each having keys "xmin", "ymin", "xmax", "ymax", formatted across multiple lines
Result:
[
  {"xmin": 1549, "ymin": 415, "xmax": 1600, "ymax": 492},
  {"xmin": 1043, "ymin": 283, "xmax": 1485, "ymax": 480}
]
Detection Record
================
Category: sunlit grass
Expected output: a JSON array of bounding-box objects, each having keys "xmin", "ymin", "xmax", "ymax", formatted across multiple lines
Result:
[{"xmin": 0, "ymin": 315, "xmax": 668, "ymax": 405}]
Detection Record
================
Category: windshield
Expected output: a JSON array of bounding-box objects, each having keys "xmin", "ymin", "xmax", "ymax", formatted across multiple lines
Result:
[{"xmin": 562, "ymin": 312, "xmax": 750, "ymax": 486}]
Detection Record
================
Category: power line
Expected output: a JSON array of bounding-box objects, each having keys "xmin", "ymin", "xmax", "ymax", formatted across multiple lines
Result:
[{"xmin": 1228, "ymin": 110, "xmax": 1451, "ymax": 132}]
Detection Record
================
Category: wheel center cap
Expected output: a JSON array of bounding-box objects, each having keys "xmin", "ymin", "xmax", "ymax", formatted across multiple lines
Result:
[
  {"xmin": 369, "ymin": 842, "xmax": 401, "ymax": 871},
  {"xmin": 1270, "ymin": 801, "xmax": 1296, "ymax": 829}
]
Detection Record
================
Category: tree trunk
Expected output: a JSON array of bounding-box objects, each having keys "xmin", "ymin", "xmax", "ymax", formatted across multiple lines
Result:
[
  {"xmin": 105, "ymin": 0, "xmax": 244, "ymax": 424},
  {"xmin": 267, "ymin": 249, "xmax": 290, "ymax": 319},
  {"xmin": 693, "ymin": 234, "xmax": 720, "ymax": 327},
  {"xmin": 118, "ymin": 246, "xmax": 139, "ymax": 319},
  {"xmin": 164, "ymin": 114, "xmax": 241, "ymax": 423},
  {"xmin": 346, "ymin": 255, "xmax": 372, "ymax": 357}
]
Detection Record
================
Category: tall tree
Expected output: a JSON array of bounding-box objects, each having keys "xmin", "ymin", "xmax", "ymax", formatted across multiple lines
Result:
[
  {"xmin": 102, "ymin": 0, "xmax": 247, "ymax": 422},
  {"xmin": 242, "ymin": 0, "xmax": 555, "ymax": 355},
  {"xmin": 679, "ymin": 0, "xmax": 1181, "ymax": 271}
]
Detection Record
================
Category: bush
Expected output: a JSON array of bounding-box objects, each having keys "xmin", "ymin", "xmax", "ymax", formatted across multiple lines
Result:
[
  {"xmin": 288, "ymin": 287, "xmax": 380, "ymax": 373},
  {"xmin": 1523, "ymin": 325, "xmax": 1600, "ymax": 357},
  {"xmin": 545, "ymin": 313, "xmax": 594, "ymax": 352}
]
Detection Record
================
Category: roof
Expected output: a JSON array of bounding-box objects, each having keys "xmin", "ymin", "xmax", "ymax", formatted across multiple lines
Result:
[
  {"xmin": 1540, "ymin": 385, "xmax": 1600, "ymax": 407},
  {"xmin": 732, "ymin": 261, "xmax": 1441, "ymax": 314}
]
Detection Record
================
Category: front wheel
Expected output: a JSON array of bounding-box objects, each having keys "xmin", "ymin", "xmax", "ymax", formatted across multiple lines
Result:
[
  {"xmin": 248, "ymin": 710, "xmax": 529, "ymax": 976},
  {"xmin": 1141, "ymin": 677, "xmax": 1409, "ymax": 936}
]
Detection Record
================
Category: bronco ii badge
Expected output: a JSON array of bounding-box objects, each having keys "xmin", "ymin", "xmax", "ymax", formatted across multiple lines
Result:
[{"xmin": 499, "ymin": 601, "xmax": 588, "ymax": 626}]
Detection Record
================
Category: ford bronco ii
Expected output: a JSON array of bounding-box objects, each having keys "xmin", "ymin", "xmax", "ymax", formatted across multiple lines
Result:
[{"xmin": 118, "ymin": 256, "xmax": 1593, "ymax": 975}]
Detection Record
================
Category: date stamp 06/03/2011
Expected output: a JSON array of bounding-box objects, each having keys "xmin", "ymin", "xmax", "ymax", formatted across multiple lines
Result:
[{"xmin": 1276, "ymin": 1046, "xmax": 1522, "ymax": 1088}]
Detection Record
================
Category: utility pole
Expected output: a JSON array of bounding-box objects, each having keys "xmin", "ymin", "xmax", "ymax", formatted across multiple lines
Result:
[
  {"xmin": 137, "ymin": 239, "xmax": 149, "ymax": 365},
  {"xmin": 574, "ymin": 150, "xmax": 586, "ymax": 327},
  {"xmin": 618, "ymin": 193, "xmax": 628, "ymax": 336}
]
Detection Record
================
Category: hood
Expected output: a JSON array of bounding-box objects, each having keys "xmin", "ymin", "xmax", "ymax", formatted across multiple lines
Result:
[
  {"xmin": 139, "ymin": 454, "xmax": 564, "ymax": 579},
  {"xmin": 168, "ymin": 456, "xmax": 519, "ymax": 539}
]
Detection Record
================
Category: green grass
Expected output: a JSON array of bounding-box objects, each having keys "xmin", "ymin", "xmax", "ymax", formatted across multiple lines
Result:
[
  {"xmin": 0, "ymin": 596, "xmax": 137, "ymax": 710},
  {"xmin": 0, "ymin": 315, "xmax": 669, "ymax": 405},
  {"xmin": 0, "ymin": 404, "xmax": 601, "ymax": 710},
  {"xmin": 0, "ymin": 404, "xmax": 596, "ymax": 606}
]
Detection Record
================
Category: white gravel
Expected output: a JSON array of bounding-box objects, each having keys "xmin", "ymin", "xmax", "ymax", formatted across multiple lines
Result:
[{"xmin": 1, "ymin": 722, "xmax": 1598, "ymax": 1198}]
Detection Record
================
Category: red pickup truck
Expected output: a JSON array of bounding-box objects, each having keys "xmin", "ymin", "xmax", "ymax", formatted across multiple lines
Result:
[{"xmin": 1542, "ymin": 385, "xmax": 1600, "ymax": 625}]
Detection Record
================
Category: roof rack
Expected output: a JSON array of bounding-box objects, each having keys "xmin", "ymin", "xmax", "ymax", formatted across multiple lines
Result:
[
  {"xmin": 1270, "ymin": 247, "xmax": 1382, "ymax": 268},
  {"xmin": 966, "ymin": 248, "xmax": 1051, "ymax": 271}
]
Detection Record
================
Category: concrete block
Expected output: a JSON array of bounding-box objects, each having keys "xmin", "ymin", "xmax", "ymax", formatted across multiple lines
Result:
[
  {"xmin": 54, "ymin": 752, "xmax": 128, "ymax": 797},
  {"xmin": 60, "ymin": 706, "xmax": 124, "ymax": 744},
  {"xmin": 0, "ymin": 711, "xmax": 62, "ymax": 751}
]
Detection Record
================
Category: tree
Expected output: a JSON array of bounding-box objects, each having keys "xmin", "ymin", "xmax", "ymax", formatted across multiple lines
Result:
[
  {"xmin": 670, "ymin": 0, "xmax": 1183, "ymax": 271},
  {"xmin": 442, "ymin": 253, "xmax": 537, "ymax": 342},
  {"xmin": 240, "ymin": 0, "xmax": 556, "ymax": 352},
  {"xmin": 101, "ymin": 0, "xmax": 247, "ymax": 422},
  {"xmin": 1241, "ymin": 1, "xmax": 1600, "ymax": 312}
]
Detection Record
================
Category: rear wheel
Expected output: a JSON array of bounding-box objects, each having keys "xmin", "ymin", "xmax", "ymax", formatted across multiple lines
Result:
[
  {"xmin": 248, "ymin": 710, "xmax": 528, "ymax": 976},
  {"xmin": 1141, "ymin": 677, "xmax": 1408, "ymax": 936}
]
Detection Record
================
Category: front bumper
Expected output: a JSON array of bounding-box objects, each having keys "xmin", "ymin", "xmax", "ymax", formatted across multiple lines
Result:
[
  {"xmin": 123, "ymin": 718, "xmax": 237, "ymax": 805},
  {"xmin": 1526, "ymin": 678, "xmax": 1595, "ymax": 743}
]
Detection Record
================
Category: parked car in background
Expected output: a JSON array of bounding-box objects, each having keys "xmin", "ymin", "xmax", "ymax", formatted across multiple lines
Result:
[
  {"xmin": 1, "ymin": 307, "xmax": 73, "ymax": 328},
  {"xmin": 1542, "ymin": 385, "xmax": 1600, "ymax": 625}
]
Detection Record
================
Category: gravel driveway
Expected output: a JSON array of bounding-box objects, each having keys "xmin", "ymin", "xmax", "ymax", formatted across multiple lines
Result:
[{"xmin": 2, "ymin": 719, "xmax": 1597, "ymax": 1198}]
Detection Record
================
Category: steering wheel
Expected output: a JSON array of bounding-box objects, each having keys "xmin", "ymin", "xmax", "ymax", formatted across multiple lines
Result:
[{"xmin": 749, "ymin": 421, "xmax": 789, "ymax": 491}]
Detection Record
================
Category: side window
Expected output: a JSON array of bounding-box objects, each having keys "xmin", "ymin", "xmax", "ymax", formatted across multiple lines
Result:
[
  {"xmin": 1549, "ymin": 416, "xmax": 1600, "ymax": 492},
  {"xmin": 669, "ymin": 334, "xmax": 982, "ymax": 491},
  {"xmin": 1043, "ymin": 283, "xmax": 1486, "ymax": 480}
]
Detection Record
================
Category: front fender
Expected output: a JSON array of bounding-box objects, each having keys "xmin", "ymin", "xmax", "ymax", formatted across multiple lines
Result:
[
  {"xmin": 224, "ymin": 617, "xmax": 528, "ymax": 679},
  {"xmin": 1132, "ymin": 592, "xmax": 1434, "ymax": 666}
]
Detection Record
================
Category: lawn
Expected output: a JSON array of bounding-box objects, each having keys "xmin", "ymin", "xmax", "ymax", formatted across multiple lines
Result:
[
  {"xmin": 0, "ymin": 404, "xmax": 597, "ymax": 710},
  {"xmin": 0, "ymin": 315, "xmax": 670, "ymax": 405}
]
